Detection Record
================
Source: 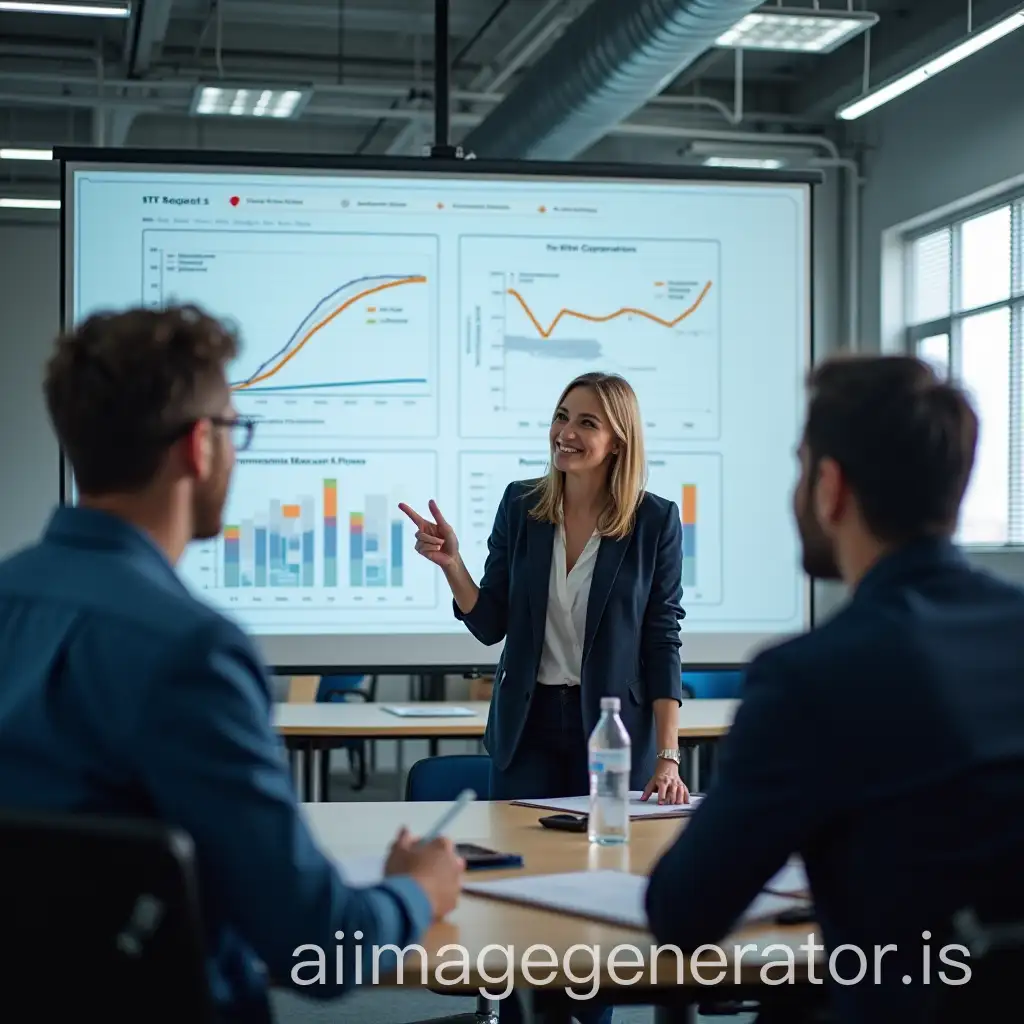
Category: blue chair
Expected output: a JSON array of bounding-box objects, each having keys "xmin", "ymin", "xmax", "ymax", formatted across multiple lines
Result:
[
  {"xmin": 405, "ymin": 755, "xmax": 495, "ymax": 1024},
  {"xmin": 317, "ymin": 674, "xmax": 377, "ymax": 796},
  {"xmin": 681, "ymin": 670, "xmax": 744, "ymax": 700},
  {"xmin": 405, "ymin": 754, "xmax": 491, "ymax": 802}
]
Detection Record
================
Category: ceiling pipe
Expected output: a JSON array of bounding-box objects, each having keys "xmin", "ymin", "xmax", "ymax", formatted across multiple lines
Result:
[{"xmin": 460, "ymin": 0, "xmax": 765, "ymax": 159}]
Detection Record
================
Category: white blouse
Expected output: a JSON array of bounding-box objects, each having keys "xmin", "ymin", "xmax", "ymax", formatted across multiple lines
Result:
[{"xmin": 536, "ymin": 523, "xmax": 601, "ymax": 686}]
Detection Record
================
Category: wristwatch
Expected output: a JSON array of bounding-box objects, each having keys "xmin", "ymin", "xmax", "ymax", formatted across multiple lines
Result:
[{"xmin": 656, "ymin": 748, "xmax": 681, "ymax": 764}]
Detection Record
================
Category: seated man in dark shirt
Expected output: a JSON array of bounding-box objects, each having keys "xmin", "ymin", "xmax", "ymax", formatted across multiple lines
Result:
[
  {"xmin": 0, "ymin": 306, "xmax": 465, "ymax": 1022},
  {"xmin": 646, "ymin": 355, "xmax": 1024, "ymax": 1023}
]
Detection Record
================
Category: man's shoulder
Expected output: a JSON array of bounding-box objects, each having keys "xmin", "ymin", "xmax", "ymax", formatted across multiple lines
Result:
[
  {"xmin": 0, "ymin": 537, "xmax": 257, "ymax": 664},
  {"xmin": 746, "ymin": 604, "xmax": 882, "ymax": 687}
]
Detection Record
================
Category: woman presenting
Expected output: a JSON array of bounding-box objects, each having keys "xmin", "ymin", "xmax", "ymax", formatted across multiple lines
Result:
[{"xmin": 400, "ymin": 371, "xmax": 687, "ymax": 804}]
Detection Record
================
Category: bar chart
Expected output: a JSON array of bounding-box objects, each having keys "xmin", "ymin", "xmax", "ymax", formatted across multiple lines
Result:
[
  {"xmin": 646, "ymin": 452, "xmax": 723, "ymax": 606},
  {"xmin": 178, "ymin": 450, "xmax": 438, "ymax": 627}
]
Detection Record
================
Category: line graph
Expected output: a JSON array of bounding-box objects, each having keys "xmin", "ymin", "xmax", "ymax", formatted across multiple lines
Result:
[
  {"xmin": 458, "ymin": 234, "xmax": 721, "ymax": 441},
  {"xmin": 233, "ymin": 275, "xmax": 427, "ymax": 391},
  {"xmin": 506, "ymin": 280, "xmax": 713, "ymax": 338},
  {"xmin": 142, "ymin": 230, "xmax": 438, "ymax": 440}
]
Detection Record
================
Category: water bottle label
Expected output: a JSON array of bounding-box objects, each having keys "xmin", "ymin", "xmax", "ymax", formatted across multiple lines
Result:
[{"xmin": 589, "ymin": 749, "xmax": 630, "ymax": 773}]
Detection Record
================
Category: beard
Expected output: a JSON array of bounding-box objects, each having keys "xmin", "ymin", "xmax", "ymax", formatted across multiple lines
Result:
[
  {"xmin": 191, "ymin": 455, "xmax": 231, "ymax": 541},
  {"xmin": 795, "ymin": 492, "xmax": 842, "ymax": 580}
]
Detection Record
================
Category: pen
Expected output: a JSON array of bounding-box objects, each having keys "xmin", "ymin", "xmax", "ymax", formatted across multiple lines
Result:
[{"xmin": 418, "ymin": 788, "xmax": 476, "ymax": 844}]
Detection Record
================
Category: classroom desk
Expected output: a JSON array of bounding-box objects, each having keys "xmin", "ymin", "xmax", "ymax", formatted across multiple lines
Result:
[
  {"xmin": 276, "ymin": 699, "xmax": 740, "ymax": 800},
  {"xmin": 303, "ymin": 799, "xmax": 818, "ymax": 1022}
]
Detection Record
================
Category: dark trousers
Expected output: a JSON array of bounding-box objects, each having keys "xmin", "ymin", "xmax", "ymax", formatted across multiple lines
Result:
[
  {"xmin": 489, "ymin": 684, "xmax": 613, "ymax": 1024},
  {"xmin": 489, "ymin": 683, "xmax": 590, "ymax": 799}
]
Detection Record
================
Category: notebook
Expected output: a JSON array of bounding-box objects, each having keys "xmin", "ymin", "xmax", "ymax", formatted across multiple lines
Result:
[{"xmin": 511, "ymin": 792, "xmax": 704, "ymax": 819}]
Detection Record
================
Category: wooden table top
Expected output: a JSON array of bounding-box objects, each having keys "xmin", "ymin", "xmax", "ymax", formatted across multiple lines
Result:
[
  {"xmin": 275, "ymin": 698, "xmax": 740, "ymax": 740},
  {"xmin": 303, "ymin": 799, "xmax": 817, "ymax": 990}
]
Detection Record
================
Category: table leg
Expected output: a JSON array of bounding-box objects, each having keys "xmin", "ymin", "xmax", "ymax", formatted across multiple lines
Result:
[
  {"xmin": 395, "ymin": 738, "xmax": 405, "ymax": 799},
  {"xmin": 688, "ymin": 744, "xmax": 700, "ymax": 793},
  {"xmin": 292, "ymin": 746, "xmax": 305, "ymax": 798},
  {"xmin": 309, "ymin": 748, "xmax": 323, "ymax": 802}
]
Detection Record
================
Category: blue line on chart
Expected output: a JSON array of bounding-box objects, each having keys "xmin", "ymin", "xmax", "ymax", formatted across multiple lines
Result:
[
  {"xmin": 239, "ymin": 378, "xmax": 429, "ymax": 393},
  {"xmin": 231, "ymin": 274, "xmax": 420, "ymax": 387}
]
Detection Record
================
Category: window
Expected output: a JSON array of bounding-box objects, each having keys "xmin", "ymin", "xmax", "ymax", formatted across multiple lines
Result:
[{"xmin": 904, "ymin": 198, "xmax": 1024, "ymax": 546}]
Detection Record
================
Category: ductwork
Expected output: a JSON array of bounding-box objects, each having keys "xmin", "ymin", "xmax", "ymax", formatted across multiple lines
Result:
[{"xmin": 460, "ymin": 0, "xmax": 764, "ymax": 160}]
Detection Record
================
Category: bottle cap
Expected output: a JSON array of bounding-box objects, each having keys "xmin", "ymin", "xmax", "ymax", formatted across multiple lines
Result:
[{"xmin": 600, "ymin": 696, "xmax": 620, "ymax": 711}]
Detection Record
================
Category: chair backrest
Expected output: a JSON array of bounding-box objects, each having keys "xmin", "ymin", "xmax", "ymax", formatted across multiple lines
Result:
[
  {"xmin": 0, "ymin": 809, "xmax": 215, "ymax": 1019},
  {"xmin": 318, "ymin": 675, "xmax": 366, "ymax": 701},
  {"xmin": 681, "ymin": 670, "xmax": 744, "ymax": 700},
  {"xmin": 405, "ymin": 754, "xmax": 491, "ymax": 801}
]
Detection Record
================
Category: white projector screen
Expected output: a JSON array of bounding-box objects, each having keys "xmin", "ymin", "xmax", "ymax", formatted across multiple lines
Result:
[{"xmin": 60, "ymin": 154, "xmax": 814, "ymax": 671}]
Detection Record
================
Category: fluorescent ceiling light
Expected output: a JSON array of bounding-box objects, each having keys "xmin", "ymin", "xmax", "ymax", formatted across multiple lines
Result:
[
  {"xmin": 0, "ymin": 2, "xmax": 131, "ymax": 15},
  {"xmin": 838, "ymin": 6, "xmax": 1024, "ymax": 119},
  {"xmin": 703, "ymin": 156, "xmax": 784, "ymax": 170},
  {"xmin": 191, "ymin": 85, "xmax": 310, "ymax": 119},
  {"xmin": 0, "ymin": 197, "xmax": 60, "ymax": 209},
  {"xmin": 0, "ymin": 147, "xmax": 52, "ymax": 160},
  {"xmin": 717, "ymin": 8, "xmax": 877, "ymax": 53}
]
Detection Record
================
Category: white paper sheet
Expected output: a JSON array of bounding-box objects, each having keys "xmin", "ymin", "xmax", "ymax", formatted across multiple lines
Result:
[
  {"xmin": 463, "ymin": 870, "xmax": 806, "ymax": 929},
  {"xmin": 382, "ymin": 705, "xmax": 478, "ymax": 717},
  {"xmin": 334, "ymin": 852, "xmax": 386, "ymax": 886},
  {"xmin": 511, "ymin": 791, "xmax": 703, "ymax": 819}
]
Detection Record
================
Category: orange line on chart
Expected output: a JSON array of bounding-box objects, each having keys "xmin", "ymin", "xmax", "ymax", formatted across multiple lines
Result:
[
  {"xmin": 233, "ymin": 275, "xmax": 427, "ymax": 389},
  {"xmin": 506, "ymin": 280, "xmax": 713, "ymax": 339}
]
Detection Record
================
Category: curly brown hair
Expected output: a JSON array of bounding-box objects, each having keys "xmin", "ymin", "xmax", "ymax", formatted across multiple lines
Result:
[{"xmin": 46, "ymin": 305, "xmax": 239, "ymax": 495}]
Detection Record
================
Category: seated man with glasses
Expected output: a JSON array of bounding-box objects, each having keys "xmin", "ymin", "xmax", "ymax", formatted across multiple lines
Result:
[{"xmin": 0, "ymin": 305, "xmax": 465, "ymax": 1023}]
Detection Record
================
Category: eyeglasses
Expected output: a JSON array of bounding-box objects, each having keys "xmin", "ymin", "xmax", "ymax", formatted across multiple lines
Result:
[
  {"xmin": 163, "ymin": 414, "xmax": 257, "ymax": 450},
  {"xmin": 210, "ymin": 415, "xmax": 256, "ymax": 451}
]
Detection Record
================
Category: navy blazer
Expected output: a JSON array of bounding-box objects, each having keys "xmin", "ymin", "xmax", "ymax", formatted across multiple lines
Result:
[
  {"xmin": 0, "ymin": 507, "xmax": 432, "ymax": 1020},
  {"xmin": 456, "ymin": 480, "xmax": 685, "ymax": 789},
  {"xmin": 645, "ymin": 538, "xmax": 1024, "ymax": 1024}
]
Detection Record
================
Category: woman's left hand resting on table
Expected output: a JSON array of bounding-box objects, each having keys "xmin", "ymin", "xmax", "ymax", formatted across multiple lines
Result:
[{"xmin": 642, "ymin": 759, "xmax": 689, "ymax": 805}]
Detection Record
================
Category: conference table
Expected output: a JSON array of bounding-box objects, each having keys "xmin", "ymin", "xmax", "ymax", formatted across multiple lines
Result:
[
  {"xmin": 275, "ymin": 699, "xmax": 740, "ymax": 800},
  {"xmin": 302, "ymin": 799, "xmax": 817, "ymax": 1022}
]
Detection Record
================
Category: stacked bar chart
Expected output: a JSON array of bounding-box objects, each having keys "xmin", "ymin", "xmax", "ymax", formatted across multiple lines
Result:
[
  {"xmin": 324, "ymin": 479, "xmax": 338, "ymax": 587},
  {"xmin": 178, "ymin": 450, "xmax": 439, "ymax": 623},
  {"xmin": 645, "ymin": 452, "xmax": 724, "ymax": 606},
  {"xmin": 349, "ymin": 496, "xmax": 405, "ymax": 587},
  {"xmin": 681, "ymin": 483, "xmax": 698, "ymax": 588},
  {"xmin": 224, "ymin": 498, "xmax": 315, "ymax": 588}
]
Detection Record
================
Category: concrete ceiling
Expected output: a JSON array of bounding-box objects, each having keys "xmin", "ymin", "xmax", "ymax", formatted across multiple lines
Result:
[{"xmin": 0, "ymin": 0, "xmax": 1018, "ymax": 192}]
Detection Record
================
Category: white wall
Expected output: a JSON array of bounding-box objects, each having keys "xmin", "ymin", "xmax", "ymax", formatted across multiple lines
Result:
[
  {"xmin": 852, "ymin": 29, "xmax": 1024, "ymax": 586},
  {"xmin": 0, "ymin": 218, "xmax": 60, "ymax": 557}
]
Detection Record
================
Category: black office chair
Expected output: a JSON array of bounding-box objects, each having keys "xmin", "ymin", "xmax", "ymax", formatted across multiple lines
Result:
[{"xmin": 0, "ymin": 808, "xmax": 216, "ymax": 1020}]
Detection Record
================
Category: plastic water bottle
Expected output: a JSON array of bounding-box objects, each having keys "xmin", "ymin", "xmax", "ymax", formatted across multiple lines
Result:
[{"xmin": 588, "ymin": 696, "xmax": 631, "ymax": 845}]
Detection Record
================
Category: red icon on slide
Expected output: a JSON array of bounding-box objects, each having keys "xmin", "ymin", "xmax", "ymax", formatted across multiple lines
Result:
[{"xmin": 229, "ymin": 196, "xmax": 240, "ymax": 206}]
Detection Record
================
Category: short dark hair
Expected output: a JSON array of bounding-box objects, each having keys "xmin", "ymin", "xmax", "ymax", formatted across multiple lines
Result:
[
  {"xmin": 45, "ymin": 305, "xmax": 239, "ymax": 495},
  {"xmin": 803, "ymin": 355, "xmax": 978, "ymax": 543}
]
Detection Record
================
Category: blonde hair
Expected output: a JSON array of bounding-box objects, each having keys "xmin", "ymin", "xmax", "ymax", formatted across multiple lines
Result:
[{"xmin": 528, "ymin": 372, "xmax": 647, "ymax": 539}]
